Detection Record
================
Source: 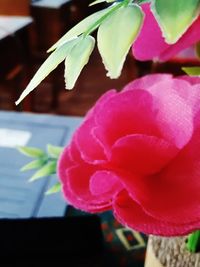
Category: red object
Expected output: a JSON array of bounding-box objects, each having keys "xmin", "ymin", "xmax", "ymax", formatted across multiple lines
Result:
[
  {"xmin": 58, "ymin": 74, "xmax": 200, "ymax": 236},
  {"xmin": 132, "ymin": 3, "xmax": 200, "ymax": 62}
]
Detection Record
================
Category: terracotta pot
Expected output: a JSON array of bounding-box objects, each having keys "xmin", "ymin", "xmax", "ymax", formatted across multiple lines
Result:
[{"xmin": 144, "ymin": 235, "xmax": 200, "ymax": 267}]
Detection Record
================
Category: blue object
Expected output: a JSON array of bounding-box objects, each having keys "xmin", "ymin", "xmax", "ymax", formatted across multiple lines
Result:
[{"xmin": 0, "ymin": 111, "xmax": 82, "ymax": 218}]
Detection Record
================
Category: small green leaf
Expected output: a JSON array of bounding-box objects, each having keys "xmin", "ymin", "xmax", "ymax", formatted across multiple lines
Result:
[
  {"xmin": 45, "ymin": 182, "xmax": 62, "ymax": 195},
  {"xmin": 89, "ymin": 0, "xmax": 115, "ymax": 6},
  {"xmin": 196, "ymin": 42, "xmax": 200, "ymax": 58},
  {"xmin": 29, "ymin": 161, "xmax": 57, "ymax": 182},
  {"xmin": 47, "ymin": 144, "xmax": 63, "ymax": 159},
  {"xmin": 65, "ymin": 36, "xmax": 95, "ymax": 89},
  {"xmin": 17, "ymin": 146, "xmax": 45, "ymax": 158},
  {"xmin": 182, "ymin": 66, "xmax": 200, "ymax": 76},
  {"xmin": 15, "ymin": 38, "xmax": 79, "ymax": 105},
  {"xmin": 47, "ymin": 8, "xmax": 111, "ymax": 52},
  {"xmin": 186, "ymin": 230, "xmax": 200, "ymax": 253},
  {"xmin": 21, "ymin": 158, "xmax": 47, "ymax": 172},
  {"xmin": 97, "ymin": 4, "xmax": 144, "ymax": 78},
  {"xmin": 151, "ymin": 0, "xmax": 200, "ymax": 44},
  {"xmin": 137, "ymin": 0, "xmax": 151, "ymax": 3}
]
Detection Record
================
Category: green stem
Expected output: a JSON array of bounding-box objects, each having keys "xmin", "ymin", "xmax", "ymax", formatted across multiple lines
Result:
[
  {"xmin": 186, "ymin": 230, "xmax": 200, "ymax": 253},
  {"xmin": 84, "ymin": 0, "xmax": 131, "ymax": 37}
]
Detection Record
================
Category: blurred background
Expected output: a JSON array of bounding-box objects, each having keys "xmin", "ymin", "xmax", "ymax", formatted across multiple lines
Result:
[
  {"xmin": 0, "ymin": 0, "xmax": 141, "ymax": 116},
  {"xmin": 0, "ymin": 0, "xmax": 197, "ymax": 116}
]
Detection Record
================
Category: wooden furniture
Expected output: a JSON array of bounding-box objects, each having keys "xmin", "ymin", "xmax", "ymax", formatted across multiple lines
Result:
[
  {"xmin": 31, "ymin": 0, "xmax": 72, "ymax": 51},
  {"xmin": 0, "ymin": 0, "xmax": 30, "ymax": 16},
  {"xmin": 0, "ymin": 16, "xmax": 33, "ymax": 111}
]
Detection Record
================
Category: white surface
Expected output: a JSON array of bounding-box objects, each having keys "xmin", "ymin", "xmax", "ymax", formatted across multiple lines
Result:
[
  {"xmin": 0, "ymin": 16, "xmax": 33, "ymax": 39},
  {"xmin": 31, "ymin": 0, "xmax": 71, "ymax": 8},
  {"xmin": 0, "ymin": 128, "xmax": 31, "ymax": 148}
]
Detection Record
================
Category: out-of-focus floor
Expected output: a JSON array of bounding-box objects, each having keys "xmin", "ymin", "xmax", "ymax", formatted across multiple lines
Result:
[{"xmin": 0, "ymin": 47, "xmax": 140, "ymax": 116}]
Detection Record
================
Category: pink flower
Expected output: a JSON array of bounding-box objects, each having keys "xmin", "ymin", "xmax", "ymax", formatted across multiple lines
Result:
[
  {"xmin": 132, "ymin": 4, "xmax": 200, "ymax": 61},
  {"xmin": 58, "ymin": 74, "xmax": 200, "ymax": 236}
]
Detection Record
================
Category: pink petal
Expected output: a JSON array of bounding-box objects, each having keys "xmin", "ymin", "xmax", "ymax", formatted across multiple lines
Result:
[
  {"xmin": 113, "ymin": 190, "xmax": 200, "ymax": 236},
  {"xmin": 57, "ymin": 146, "xmax": 76, "ymax": 184},
  {"xmin": 67, "ymin": 164, "xmax": 112, "ymax": 211},
  {"xmin": 62, "ymin": 183, "xmax": 111, "ymax": 213},
  {"xmin": 58, "ymin": 146, "xmax": 110, "ymax": 212},
  {"xmin": 75, "ymin": 90, "xmax": 117, "ymax": 164},
  {"xmin": 160, "ymin": 16, "xmax": 200, "ymax": 61},
  {"xmin": 111, "ymin": 134, "xmax": 179, "ymax": 175},
  {"xmin": 90, "ymin": 170, "xmax": 123, "ymax": 201},
  {"xmin": 140, "ymin": 111, "xmax": 200, "ymax": 224},
  {"xmin": 146, "ymin": 79, "xmax": 194, "ymax": 148},
  {"xmin": 123, "ymin": 74, "xmax": 172, "ymax": 92},
  {"xmin": 95, "ymin": 90, "xmax": 160, "ymax": 147},
  {"xmin": 178, "ymin": 75, "xmax": 200, "ymax": 86},
  {"xmin": 86, "ymin": 89, "xmax": 117, "ymax": 119},
  {"xmin": 121, "ymin": 74, "xmax": 193, "ymax": 148},
  {"xmin": 75, "ymin": 117, "xmax": 107, "ymax": 163},
  {"xmin": 132, "ymin": 3, "xmax": 169, "ymax": 61}
]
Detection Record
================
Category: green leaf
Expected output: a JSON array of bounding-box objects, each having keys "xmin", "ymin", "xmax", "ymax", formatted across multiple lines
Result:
[
  {"xmin": 47, "ymin": 144, "xmax": 63, "ymax": 159},
  {"xmin": 186, "ymin": 230, "xmax": 200, "ymax": 253},
  {"xmin": 65, "ymin": 36, "xmax": 95, "ymax": 89},
  {"xmin": 47, "ymin": 8, "xmax": 111, "ymax": 52},
  {"xmin": 97, "ymin": 4, "xmax": 144, "ymax": 78},
  {"xmin": 15, "ymin": 38, "xmax": 79, "ymax": 105},
  {"xmin": 182, "ymin": 66, "xmax": 200, "ymax": 76},
  {"xmin": 196, "ymin": 42, "xmax": 200, "ymax": 58},
  {"xmin": 21, "ymin": 158, "xmax": 47, "ymax": 172},
  {"xmin": 29, "ymin": 161, "xmax": 57, "ymax": 182},
  {"xmin": 89, "ymin": 0, "xmax": 115, "ymax": 6},
  {"xmin": 45, "ymin": 182, "xmax": 61, "ymax": 195},
  {"xmin": 137, "ymin": 0, "xmax": 151, "ymax": 3},
  {"xmin": 17, "ymin": 146, "xmax": 45, "ymax": 158},
  {"xmin": 151, "ymin": 0, "xmax": 200, "ymax": 44}
]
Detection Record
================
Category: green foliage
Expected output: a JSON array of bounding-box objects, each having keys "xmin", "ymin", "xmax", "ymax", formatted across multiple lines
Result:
[
  {"xmin": 151, "ymin": 0, "xmax": 200, "ymax": 44},
  {"xmin": 15, "ymin": 38, "xmax": 79, "ymax": 105},
  {"xmin": 182, "ymin": 66, "xmax": 200, "ymax": 76},
  {"xmin": 186, "ymin": 230, "xmax": 200, "ymax": 253},
  {"xmin": 97, "ymin": 4, "xmax": 143, "ymax": 78},
  {"xmin": 64, "ymin": 35, "xmax": 95, "ymax": 89},
  {"xmin": 21, "ymin": 158, "xmax": 47, "ymax": 171},
  {"xmin": 19, "ymin": 144, "xmax": 63, "ymax": 185},
  {"xmin": 196, "ymin": 42, "xmax": 200, "ymax": 58},
  {"xmin": 47, "ymin": 144, "xmax": 63, "ymax": 159},
  {"xmin": 15, "ymin": 0, "xmax": 200, "ymax": 105},
  {"xmin": 89, "ymin": 0, "xmax": 115, "ymax": 6},
  {"xmin": 45, "ymin": 182, "xmax": 62, "ymax": 195},
  {"xmin": 48, "ymin": 8, "xmax": 110, "ymax": 52},
  {"xmin": 15, "ymin": 0, "xmax": 144, "ymax": 105},
  {"xmin": 29, "ymin": 161, "xmax": 57, "ymax": 182},
  {"xmin": 17, "ymin": 146, "xmax": 45, "ymax": 158}
]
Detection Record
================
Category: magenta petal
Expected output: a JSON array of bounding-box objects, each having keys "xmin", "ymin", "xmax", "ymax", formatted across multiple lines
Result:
[
  {"xmin": 75, "ymin": 117, "xmax": 107, "ymax": 163},
  {"xmin": 113, "ymin": 190, "xmax": 200, "ymax": 236},
  {"xmin": 123, "ymin": 74, "xmax": 172, "ymax": 92},
  {"xmin": 90, "ymin": 170, "xmax": 123, "ymax": 202},
  {"xmin": 147, "ymin": 79, "xmax": 194, "ymax": 148},
  {"xmin": 67, "ymin": 164, "xmax": 112, "ymax": 210},
  {"xmin": 86, "ymin": 89, "xmax": 117, "ymax": 119},
  {"xmin": 132, "ymin": 3, "xmax": 169, "ymax": 61},
  {"xmin": 62, "ymin": 182, "xmax": 111, "ymax": 213},
  {"xmin": 178, "ymin": 75, "xmax": 200, "ymax": 86},
  {"xmin": 160, "ymin": 16, "xmax": 200, "ymax": 61},
  {"xmin": 95, "ymin": 90, "xmax": 160, "ymax": 147},
  {"xmin": 111, "ymin": 134, "xmax": 179, "ymax": 175},
  {"xmin": 75, "ymin": 90, "xmax": 117, "ymax": 164},
  {"xmin": 57, "ymin": 146, "xmax": 76, "ymax": 184},
  {"xmin": 141, "ymin": 113, "xmax": 200, "ymax": 224}
]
